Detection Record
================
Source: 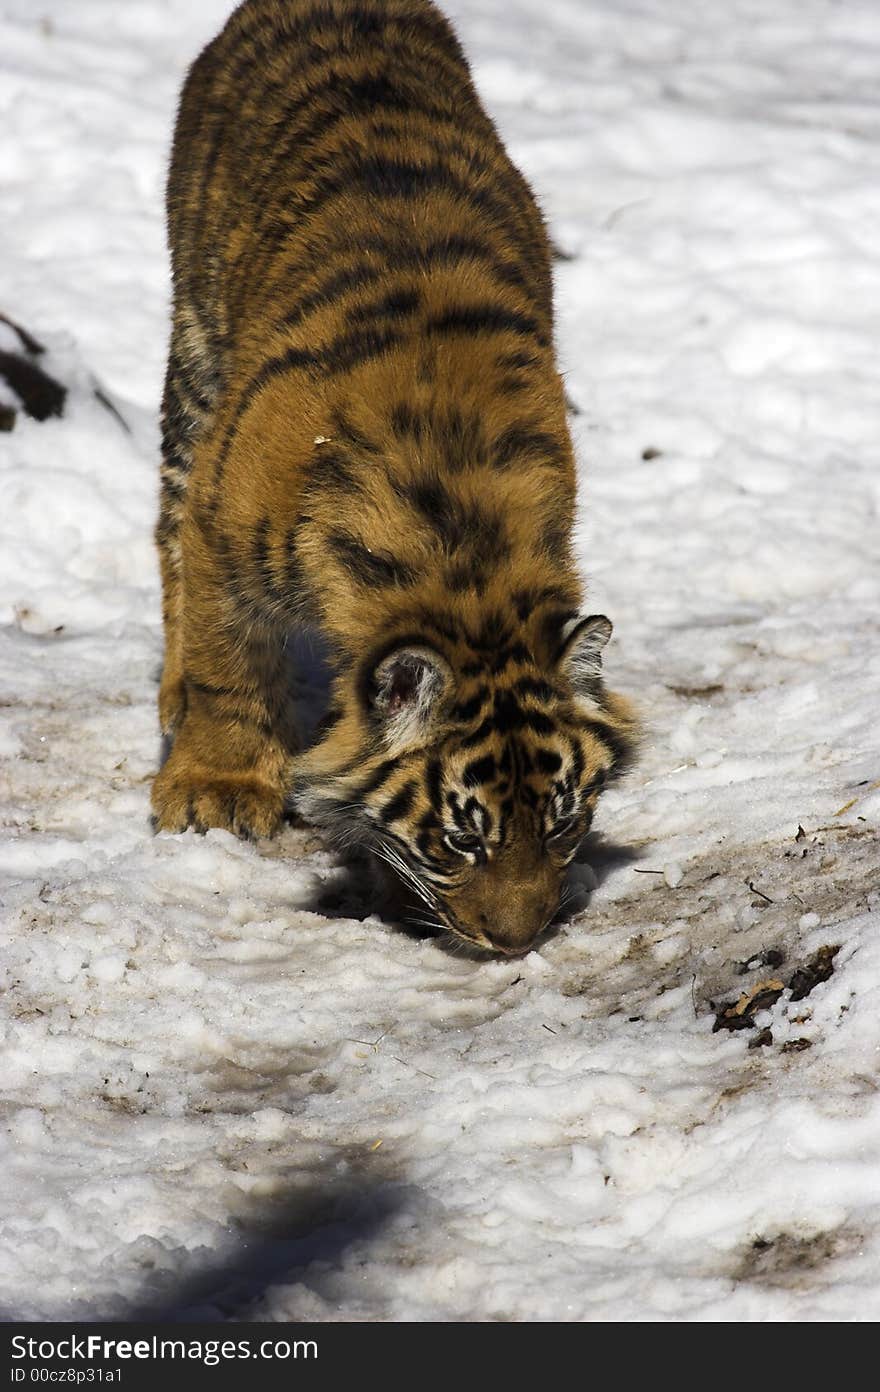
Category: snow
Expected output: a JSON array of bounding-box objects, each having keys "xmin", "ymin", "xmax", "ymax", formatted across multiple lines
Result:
[{"xmin": 1, "ymin": 0, "xmax": 879, "ymax": 1322}]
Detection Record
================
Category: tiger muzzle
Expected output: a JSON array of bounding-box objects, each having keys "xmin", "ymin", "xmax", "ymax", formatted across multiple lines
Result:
[{"xmin": 446, "ymin": 856, "xmax": 561, "ymax": 956}]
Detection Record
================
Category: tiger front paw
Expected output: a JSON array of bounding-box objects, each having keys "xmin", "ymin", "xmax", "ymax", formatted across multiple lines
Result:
[{"xmin": 151, "ymin": 757, "xmax": 285, "ymax": 840}]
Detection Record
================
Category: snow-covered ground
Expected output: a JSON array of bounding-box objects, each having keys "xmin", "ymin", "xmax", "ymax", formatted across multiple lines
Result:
[{"xmin": 1, "ymin": 0, "xmax": 879, "ymax": 1322}]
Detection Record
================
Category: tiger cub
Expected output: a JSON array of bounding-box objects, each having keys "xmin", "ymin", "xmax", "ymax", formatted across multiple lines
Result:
[{"xmin": 152, "ymin": 0, "xmax": 638, "ymax": 956}]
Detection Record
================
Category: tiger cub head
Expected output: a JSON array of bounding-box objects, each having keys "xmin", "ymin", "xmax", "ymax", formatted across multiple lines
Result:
[{"xmin": 295, "ymin": 613, "xmax": 638, "ymax": 956}]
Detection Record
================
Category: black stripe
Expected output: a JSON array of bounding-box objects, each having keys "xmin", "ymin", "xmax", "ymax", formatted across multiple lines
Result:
[
  {"xmin": 437, "ymin": 405, "xmax": 489, "ymax": 473},
  {"xmin": 539, "ymin": 518, "xmax": 569, "ymax": 563},
  {"xmin": 581, "ymin": 721, "xmax": 631, "ymax": 767},
  {"xmin": 284, "ymin": 528, "xmax": 304, "ymax": 594},
  {"xmin": 555, "ymin": 779, "xmax": 576, "ymax": 819},
  {"xmin": 463, "ymin": 754, "xmax": 496, "ymax": 788},
  {"xmin": 512, "ymin": 585, "xmax": 575, "ymax": 621},
  {"xmin": 491, "ymin": 425, "xmax": 566, "ymax": 472},
  {"xmin": 492, "ymin": 691, "xmax": 556, "ymax": 736},
  {"xmin": 328, "ymin": 531, "xmax": 418, "ymax": 588},
  {"xmin": 355, "ymin": 757, "xmax": 400, "ymax": 799},
  {"xmin": 489, "ymin": 641, "xmax": 532, "ymax": 675},
  {"xmin": 380, "ymin": 780, "xmax": 418, "ymax": 824},
  {"xmin": 425, "ymin": 758, "xmax": 444, "ymax": 811},
  {"xmin": 280, "ymin": 262, "xmax": 387, "ymax": 331},
  {"xmin": 426, "ymin": 303, "xmax": 547, "ymax": 346},
  {"xmin": 182, "ymin": 675, "xmax": 274, "ymax": 740},
  {"xmin": 302, "ymin": 446, "xmax": 361, "ymax": 497},
  {"xmin": 161, "ymin": 378, "xmax": 188, "ymax": 431},
  {"xmin": 446, "ymin": 563, "xmax": 485, "ymax": 593},
  {"xmin": 496, "ymin": 349, "xmax": 539, "ymax": 371},
  {"xmin": 314, "ymin": 707, "xmax": 343, "ymax": 738},
  {"xmin": 498, "ymin": 375, "xmax": 527, "ymax": 396},
  {"xmin": 185, "ymin": 676, "xmax": 239, "ymax": 700},
  {"xmin": 251, "ymin": 517, "xmax": 284, "ymax": 603},
  {"xmin": 404, "ymin": 480, "xmax": 508, "ymax": 561},
  {"xmin": 253, "ymin": 322, "xmax": 402, "ymax": 392},
  {"xmin": 159, "ymin": 473, "xmax": 186, "ymax": 502},
  {"xmin": 520, "ymin": 709, "xmax": 556, "ymax": 735},
  {"xmin": 449, "ymin": 691, "xmax": 488, "ymax": 724},
  {"xmin": 331, "ymin": 407, "xmax": 381, "ymax": 456},
  {"xmin": 168, "ymin": 356, "xmax": 213, "ymax": 416},
  {"xmin": 496, "ymin": 795, "xmax": 514, "ymax": 848},
  {"xmin": 228, "ymin": 707, "xmax": 277, "ymax": 740},
  {"xmin": 280, "ymin": 236, "xmax": 534, "ymax": 333},
  {"xmin": 445, "ymin": 791, "xmax": 470, "ymax": 831},
  {"xmin": 570, "ymin": 739, "xmax": 585, "ymax": 786},
  {"xmin": 514, "ymin": 676, "xmax": 559, "ymax": 703},
  {"xmin": 414, "ymin": 830, "xmax": 448, "ymax": 870},
  {"xmin": 347, "ymin": 285, "xmax": 421, "ymax": 329},
  {"xmin": 463, "ymin": 610, "xmax": 512, "ymax": 655},
  {"xmin": 159, "ymin": 439, "xmax": 192, "ymax": 475},
  {"xmin": 533, "ymin": 749, "xmax": 563, "ymax": 775},
  {"xmin": 543, "ymin": 608, "xmax": 581, "ymax": 658},
  {"xmin": 459, "ymin": 716, "xmax": 495, "ymax": 749},
  {"xmin": 418, "ymin": 612, "xmax": 459, "ymax": 646},
  {"xmin": 391, "ymin": 401, "xmax": 427, "ymax": 440},
  {"xmin": 155, "ymin": 515, "xmax": 177, "ymax": 549}
]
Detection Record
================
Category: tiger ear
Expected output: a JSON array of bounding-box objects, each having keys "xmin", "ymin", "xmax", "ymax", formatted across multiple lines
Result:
[
  {"xmin": 558, "ymin": 614, "xmax": 613, "ymax": 699},
  {"xmin": 370, "ymin": 645, "xmax": 452, "ymax": 752}
]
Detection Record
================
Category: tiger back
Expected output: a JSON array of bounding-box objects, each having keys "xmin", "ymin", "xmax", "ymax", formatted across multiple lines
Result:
[{"xmin": 152, "ymin": 0, "xmax": 638, "ymax": 955}]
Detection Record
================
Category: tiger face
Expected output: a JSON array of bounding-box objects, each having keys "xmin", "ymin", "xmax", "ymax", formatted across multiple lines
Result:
[{"xmin": 296, "ymin": 613, "xmax": 637, "ymax": 955}]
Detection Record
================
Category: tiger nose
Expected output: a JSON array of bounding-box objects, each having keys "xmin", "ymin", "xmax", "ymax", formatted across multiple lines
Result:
[
  {"xmin": 479, "ymin": 902, "xmax": 556, "ymax": 955},
  {"xmin": 484, "ymin": 931, "xmax": 531, "ymax": 958}
]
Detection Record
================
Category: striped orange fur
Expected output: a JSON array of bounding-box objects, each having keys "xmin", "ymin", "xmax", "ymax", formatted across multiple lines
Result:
[{"xmin": 152, "ymin": 0, "xmax": 638, "ymax": 954}]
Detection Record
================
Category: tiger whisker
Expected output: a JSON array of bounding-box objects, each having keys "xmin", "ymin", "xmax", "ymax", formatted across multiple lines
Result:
[
  {"xmin": 373, "ymin": 843, "xmax": 440, "ymax": 912},
  {"xmin": 404, "ymin": 913, "xmax": 443, "ymax": 933}
]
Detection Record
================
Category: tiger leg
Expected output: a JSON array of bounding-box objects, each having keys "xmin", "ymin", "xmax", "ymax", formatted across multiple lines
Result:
[
  {"xmin": 156, "ymin": 507, "xmax": 186, "ymax": 739},
  {"xmin": 156, "ymin": 339, "xmax": 214, "ymax": 738},
  {"xmin": 151, "ymin": 512, "xmax": 297, "ymax": 839}
]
